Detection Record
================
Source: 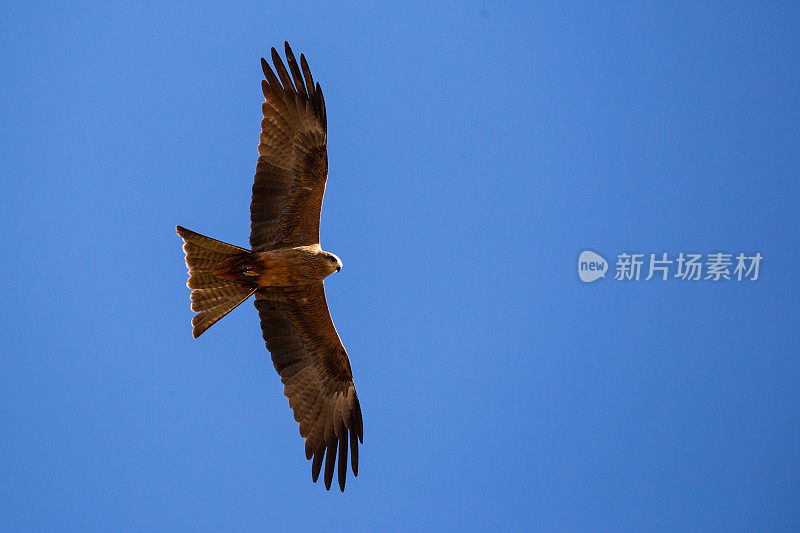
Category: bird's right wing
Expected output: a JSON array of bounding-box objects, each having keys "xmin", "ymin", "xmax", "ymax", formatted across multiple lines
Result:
[
  {"xmin": 250, "ymin": 42, "xmax": 328, "ymax": 252},
  {"xmin": 254, "ymin": 283, "xmax": 362, "ymax": 492}
]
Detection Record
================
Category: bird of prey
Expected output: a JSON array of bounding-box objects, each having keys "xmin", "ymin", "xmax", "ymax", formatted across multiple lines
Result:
[{"xmin": 176, "ymin": 42, "xmax": 362, "ymax": 492}]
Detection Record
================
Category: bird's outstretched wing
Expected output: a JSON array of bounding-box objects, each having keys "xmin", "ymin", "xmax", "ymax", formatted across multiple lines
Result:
[
  {"xmin": 251, "ymin": 42, "xmax": 328, "ymax": 251},
  {"xmin": 254, "ymin": 284, "xmax": 363, "ymax": 492}
]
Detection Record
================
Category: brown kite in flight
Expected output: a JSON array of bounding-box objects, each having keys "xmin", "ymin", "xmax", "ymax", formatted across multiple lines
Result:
[{"xmin": 176, "ymin": 43, "xmax": 362, "ymax": 492}]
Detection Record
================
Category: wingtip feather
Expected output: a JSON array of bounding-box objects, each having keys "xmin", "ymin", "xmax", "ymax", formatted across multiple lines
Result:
[
  {"xmin": 350, "ymin": 428, "xmax": 359, "ymax": 476},
  {"xmin": 311, "ymin": 449, "xmax": 324, "ymax": 483},
  {"xmin": 338, "ymin": 432, "xmax": 348, "ymax": 491},
  {"xmin": 323, "ymin": 439, "xmax": 337, "ymax": 491}
]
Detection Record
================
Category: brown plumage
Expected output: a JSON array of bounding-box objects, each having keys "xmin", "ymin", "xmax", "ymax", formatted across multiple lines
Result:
[{"xmin": 176, "ymin": 42, "xmax": 362, "ymax": 492}]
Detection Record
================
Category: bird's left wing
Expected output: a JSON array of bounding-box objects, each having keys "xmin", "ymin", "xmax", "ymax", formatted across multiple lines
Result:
[{"xmin": 254, "ymin": 283, "xmax": 362, "ymax": 491}]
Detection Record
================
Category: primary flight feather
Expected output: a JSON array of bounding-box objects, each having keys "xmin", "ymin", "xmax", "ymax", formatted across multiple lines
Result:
[{"xmin": 176, "ymin": 42, "xmax": 362, "ymax": 492}]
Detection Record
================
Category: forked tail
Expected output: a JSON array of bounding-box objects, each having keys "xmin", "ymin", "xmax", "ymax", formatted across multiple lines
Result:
[{"xmin": 176, "ymin": 225, "xmax": 256, "ymax": 338}]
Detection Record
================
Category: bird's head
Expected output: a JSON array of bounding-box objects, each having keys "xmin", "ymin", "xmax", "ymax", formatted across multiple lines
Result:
[{"xmin": 322, "ymin": 251, "xmax": 343, "ymax": 275}]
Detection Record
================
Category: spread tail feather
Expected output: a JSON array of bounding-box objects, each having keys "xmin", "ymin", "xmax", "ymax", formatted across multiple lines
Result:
[{"xmin": 176, "ymin": 225, "xmax": 256, "ymax": 338}]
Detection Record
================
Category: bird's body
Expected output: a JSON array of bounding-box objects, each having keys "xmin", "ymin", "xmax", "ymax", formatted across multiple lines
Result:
[
  {"xmin": 213, "ymin": 245, "xmax": 342, "ymax": 287},
  {"xmin": 176, "ymin": 43, "xmax": 362, "ymax": 492}
]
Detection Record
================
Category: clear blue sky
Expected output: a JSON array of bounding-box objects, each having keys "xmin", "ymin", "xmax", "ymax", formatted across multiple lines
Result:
[{"xmin": 2, "ymin": 2, "xmax": 799, "ymax": 531}]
